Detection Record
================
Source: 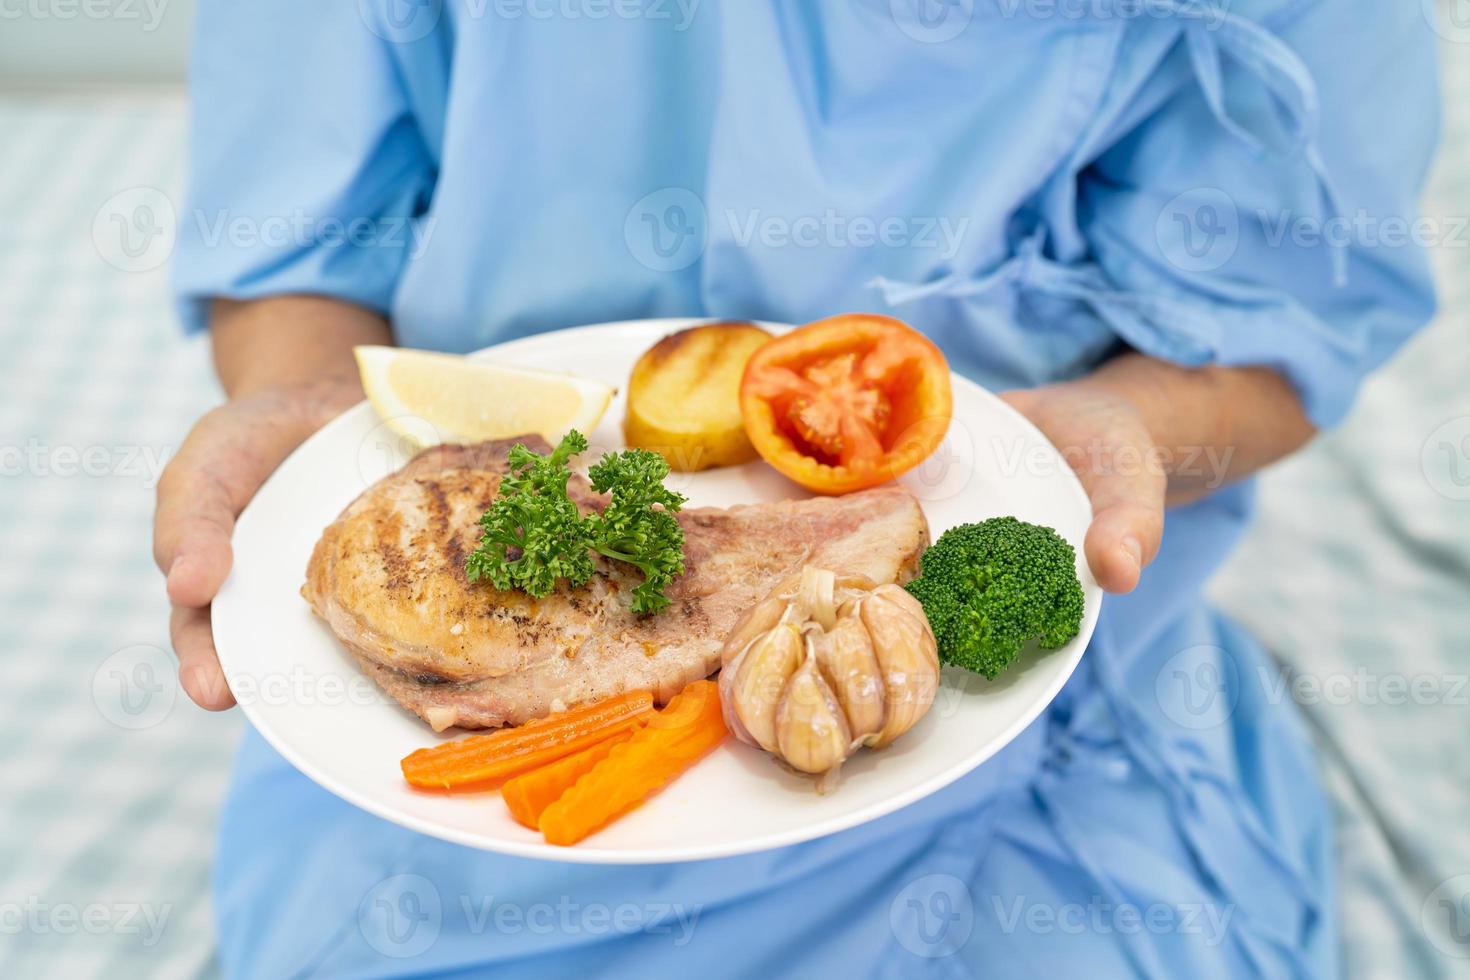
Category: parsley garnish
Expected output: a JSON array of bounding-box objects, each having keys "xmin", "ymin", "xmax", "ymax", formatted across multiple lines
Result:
[{"xmin": 465, "ymin": 431, "xmax": 687, "ymax": 615}]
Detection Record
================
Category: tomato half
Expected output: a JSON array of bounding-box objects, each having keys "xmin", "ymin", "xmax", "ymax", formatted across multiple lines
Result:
[{"xmin": 739, "ymin": 314, "xmax": 953, "ymax": 495}]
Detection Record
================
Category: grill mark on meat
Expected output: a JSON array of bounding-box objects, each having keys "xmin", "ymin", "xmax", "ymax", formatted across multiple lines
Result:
[
  {"xmin": 374, "ymin": 510, "xmax": 410, "ymax": 591},
  {"xmin": 422, "ymin": 478, "xmax": 469, "ymax": 579}
]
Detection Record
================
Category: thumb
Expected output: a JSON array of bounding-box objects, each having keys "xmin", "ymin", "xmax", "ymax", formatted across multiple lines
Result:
[
  {"xmin": 153, "ymin": 398, "xmax": 318, "ymax": 604},
  {"xmin": 153, "ymin": 399, "xmax": 315, "ymax": 710},
  {"xmin": 153, "ymin": 416, "xmax": 247, "ymax": 609},
  {"xmin": 1079, "ymin": 452, "xmax": 1165, "ymax": 594},
  {"xmin": 1002, "ymin": 388, "xmax": 1165, "ymax": 594}
]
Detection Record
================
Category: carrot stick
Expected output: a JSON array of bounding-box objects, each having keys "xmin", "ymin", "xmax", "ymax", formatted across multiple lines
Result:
[
  {"xmin": 501, "ymin": 729, "xmax": 636, "ymax": 830},
  {"xmin": 539, "ymin": 680, "xmax": 727, "ymax": 846},
  {"xmin": 400, "ymin": 690, "xmax": 654, "ymax": 790}
]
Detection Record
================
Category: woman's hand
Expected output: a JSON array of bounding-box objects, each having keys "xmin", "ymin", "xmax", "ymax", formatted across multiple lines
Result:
[
  {"xmin": 153, "ymin": 377, "xmax": 365, "ymax": 708},
  {"xmin": 1001, "ymin": 383, "xmax": 1164, "ymax": 594},
  {"xmin": 154, "ymin": 296, "xmax": 392, "ymax": 709},
  {"xmin": 1002, "ymin": 353, "xmax": 1316, "ymax": 594}
]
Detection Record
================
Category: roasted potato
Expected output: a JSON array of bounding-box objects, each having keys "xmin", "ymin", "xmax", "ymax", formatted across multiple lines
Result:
[{"xmin": 624, "ymin": 322, "xmax": 772, "ymax": 471}]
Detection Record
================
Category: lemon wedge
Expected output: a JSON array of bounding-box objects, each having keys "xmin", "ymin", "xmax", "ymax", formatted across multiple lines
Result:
[{"xmin": 354, "ymin": 346, "xmax": 614, "ymax": 448}]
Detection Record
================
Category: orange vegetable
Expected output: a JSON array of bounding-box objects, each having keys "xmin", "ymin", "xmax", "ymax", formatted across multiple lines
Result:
[
  {"xmin": 400, "ymin": 690, "xmax": 654, "ymax": 790},
  {"xmin": 740, "ymin": 314, "xmax": 952, "ymax": 494},
  {"xmin": 501, "ymin": 729, "xmax": 635, "ymax": 830},
  {"xmin": 539, "ymin": 680, "xmax": 727, "ymax": 846}
]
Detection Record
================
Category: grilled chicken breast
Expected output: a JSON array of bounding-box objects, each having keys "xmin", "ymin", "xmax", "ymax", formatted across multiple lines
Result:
[{"xmin": 304, "ymin": 436, "xmax": 929, "ymax": 730}]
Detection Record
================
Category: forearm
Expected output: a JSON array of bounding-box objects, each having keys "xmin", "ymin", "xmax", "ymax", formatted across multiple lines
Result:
[
  {"xmin": 210, "ymin": 295, "xmax": 393, "ymax": 398},
  {"xmin": 1082, "ymin": 353, "xmax": 1316, "ymax": 505}
]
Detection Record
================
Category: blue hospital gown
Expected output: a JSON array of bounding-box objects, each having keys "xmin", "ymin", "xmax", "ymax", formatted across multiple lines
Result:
[{"xmin": 174, "ymin": 2, "xmax": 1438, "ymax": 976}]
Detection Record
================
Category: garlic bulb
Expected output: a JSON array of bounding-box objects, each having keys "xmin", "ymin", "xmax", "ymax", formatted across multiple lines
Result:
[{"xmin": 719, "ymin": 566, "xmax": 940, "ymax": 789}]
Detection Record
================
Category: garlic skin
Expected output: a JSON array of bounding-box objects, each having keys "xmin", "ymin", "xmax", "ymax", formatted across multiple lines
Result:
[
  {"xmin": 776, "ymin": 646, "xmax": 851, "ymax": 774},
  {"xmin": 718, "ymin": 566, "xmax": 940, "ymax": 788},
  {"xmin": 722, "ymin": 593, "xmax": 788, "ymax": 661},
  {"xmin": 861, "ymin": 586, "xmax": 940, "ymax": 749},
  {"xmin": 724, "ymin": 623, "xmax": 803, "ymax": 753},
  {"xmin": 814, "ymin": 613, "xmax": 884, "ymax": 744}
]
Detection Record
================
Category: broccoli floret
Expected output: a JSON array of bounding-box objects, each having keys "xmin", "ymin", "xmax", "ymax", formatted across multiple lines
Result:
[{"xmin": 905, "ymin": 517, "xmax": 1084, "ymax": 680}]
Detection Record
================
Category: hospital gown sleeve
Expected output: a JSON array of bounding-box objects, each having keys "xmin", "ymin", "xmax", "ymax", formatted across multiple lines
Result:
[
  {"xmin": 171, "ymin": 0, "xmax": 440, "ymax": 333},
  {"xmin": 1078, "ymin": 1, "xmax": 1439, "ymax": 428}
]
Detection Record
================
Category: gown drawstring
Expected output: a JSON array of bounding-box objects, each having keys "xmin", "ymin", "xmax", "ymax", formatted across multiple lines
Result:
[{"xmin": 1169, "ymin": 0, "xmax": 1349, "ymax": 285}]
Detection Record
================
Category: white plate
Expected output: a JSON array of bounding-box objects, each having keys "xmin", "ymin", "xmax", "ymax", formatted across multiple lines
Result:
[{"xmin": 213, "ymin": 318, "xmax": 1100, "ymax": 864}]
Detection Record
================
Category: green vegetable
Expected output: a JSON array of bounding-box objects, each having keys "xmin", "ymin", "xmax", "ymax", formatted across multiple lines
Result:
[
  {"xmin": 464, "ymin": 430, "xmax": 687, "ymax": 615},
  {"xmin": 586, "ymin": 449, "xmax": 688, "ymax": 615},
  {"xmin": 904, "ymin": 517, "xmax": 1084, "ymax": 680},
  {"xmin": 465, "ymin": 431, "xmax": 596, "ymax": 597}
]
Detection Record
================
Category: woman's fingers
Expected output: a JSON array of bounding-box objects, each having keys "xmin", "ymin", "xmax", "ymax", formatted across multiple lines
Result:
[
  {"xmin": 1064, "ymin": 407, "xmax": 1166, "ymax": 594},
  {"xmin": 154, "ymin": 398, "xmax": 306, "ymax": 607},
  {"xmin": 170, "ymin": 604, "xmax": 236, "ymax": 710},
  {"xmin": 1001, "ymin": 386, "xmax": 1166, "ymax": 594},
  {"xmin": 156, "ymin": 422, "xmax": 246, "ymax": 709},
  {"xmin": 153, "ymin": 393, "xmax": 324, "ymax": 710},
  {"xmin": 1080, "ymin": 472, "xmax": 1165, "ymax": 594},
  {"xmin": 154, "ymin": 455, "xmax": 238, "ymax": 609}
]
